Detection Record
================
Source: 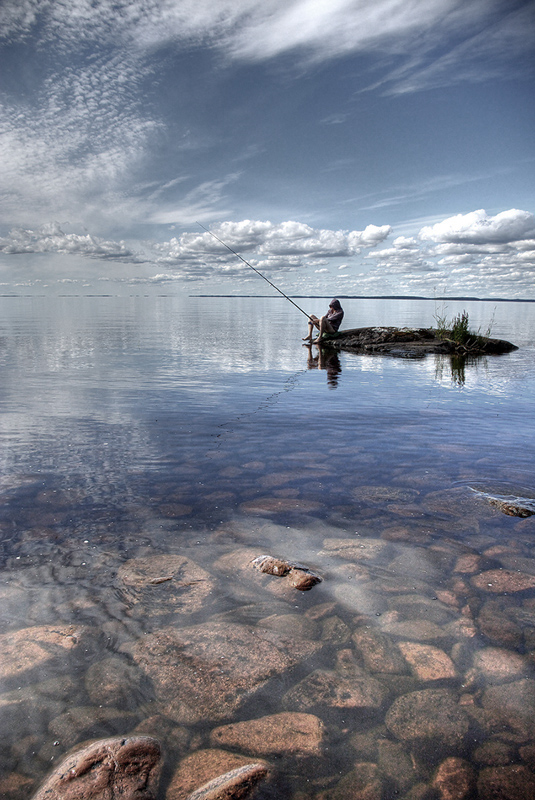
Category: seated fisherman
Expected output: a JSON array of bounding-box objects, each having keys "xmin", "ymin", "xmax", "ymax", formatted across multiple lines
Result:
[{"xmin": 303, "ymin": 299, "xmax": 344, "ymax": 343}]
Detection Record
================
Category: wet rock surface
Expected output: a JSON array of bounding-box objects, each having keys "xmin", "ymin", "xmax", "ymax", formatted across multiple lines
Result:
[
  {"xmin": 166, "ymin": 750, "xmax": 269, "ymax": 800},
  {"xmin": 3, "ymin": 484, "xmax": 535, "ymax": 800},
  {"xmin": 131, "ymin": 621, "xmax": 321, "ymax": 723},
  {"xmin": 252, "ymin": 554, "xmax": 322, "ymax": 590},
  {"xmin": 209, "ymin": 712, "xmax": 324, "ymax": 757},
  {"xmin": 31, "ymin": 736, "xmax": 162, "ymax": 800},
  {"xmin": 386, "ymin": 689, "xmax": 470, "ymax": 755}
]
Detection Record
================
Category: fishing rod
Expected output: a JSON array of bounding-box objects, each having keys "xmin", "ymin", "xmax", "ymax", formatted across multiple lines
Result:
[{"xmin": 196, "ymin": 222, "xmax": 312, "ymax": 320}]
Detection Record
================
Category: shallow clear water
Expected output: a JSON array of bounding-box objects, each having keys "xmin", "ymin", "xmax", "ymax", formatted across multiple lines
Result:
[{"xmin": 1, "ymin": 295, "xmax": 534, "ymax": 798}]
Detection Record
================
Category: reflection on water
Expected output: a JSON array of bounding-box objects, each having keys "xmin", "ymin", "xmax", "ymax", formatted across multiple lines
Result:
[
  {"xmin": 0, "ymin": 296, "xmax": 535, "ymax": 799},
  {"xmin": 304, "ymin": 344, "xmax": 342, "ymax": 388}
]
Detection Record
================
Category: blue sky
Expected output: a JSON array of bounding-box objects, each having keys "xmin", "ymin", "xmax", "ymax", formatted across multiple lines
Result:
[{"xmin": 0, "ymin": 0, "xmax": 534, "ymax": 296}]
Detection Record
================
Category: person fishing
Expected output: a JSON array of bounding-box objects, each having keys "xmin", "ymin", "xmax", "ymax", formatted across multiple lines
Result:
[{"xmin": 303, "ymin": 299, "xmax": 344, "ymax": 343}]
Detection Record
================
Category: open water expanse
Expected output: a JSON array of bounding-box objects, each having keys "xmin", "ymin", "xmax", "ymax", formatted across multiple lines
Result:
[{"xmin": 1, "ymin": 295, "xmax": 535, "ymax": 799}]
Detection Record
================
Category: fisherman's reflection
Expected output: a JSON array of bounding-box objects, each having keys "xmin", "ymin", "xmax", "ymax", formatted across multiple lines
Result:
[{"xmin": 304, "ymin": 344, "xmax": 342, "ymax": 388}]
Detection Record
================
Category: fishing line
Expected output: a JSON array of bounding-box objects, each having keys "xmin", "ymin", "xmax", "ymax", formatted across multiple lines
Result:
[
  {"xmin": 196, "ymin": 222, "xmax": 312, "ymax": 320},
  {"xmin": 206, "ymin": 366, "xmax": 308, "ymax": 457}
]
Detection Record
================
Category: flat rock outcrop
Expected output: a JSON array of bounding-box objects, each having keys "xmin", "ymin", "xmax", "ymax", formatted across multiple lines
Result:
[{"xmin": 319, "ymin": 326, "xmax": 517, "ymax": 357}]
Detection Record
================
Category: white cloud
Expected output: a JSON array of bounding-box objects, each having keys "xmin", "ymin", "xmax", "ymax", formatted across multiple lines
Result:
[
  {"xmin": 419, "ymin": 208, "xmax": 535, "ymax": 245},
  {"xmin": 152, "ymin": 219, "xmax": 391, "ymax": 266},
  {"xmin": 0, "ymin": 223, "xmax": 145, "ymax": 263}
]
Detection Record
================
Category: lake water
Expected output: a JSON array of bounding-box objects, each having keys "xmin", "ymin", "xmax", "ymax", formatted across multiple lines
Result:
[{"xmin": 1, "ymin": 295, "xmax": 535, "ymax": 799}]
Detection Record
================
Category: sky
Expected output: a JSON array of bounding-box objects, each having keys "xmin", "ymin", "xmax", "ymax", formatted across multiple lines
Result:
[{"xmin": 0, "ymin": 0, "xmax": 534, "ymax": 297}]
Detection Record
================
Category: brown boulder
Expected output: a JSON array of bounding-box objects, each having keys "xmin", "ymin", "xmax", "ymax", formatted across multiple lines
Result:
[
  {"xmin": 209, "ymin": 712, "xmax": 324, "ymax": 757},
  {"xmin": 131, "ymin": 621, "xmax": 320, "ymax": 724},
  {"xmin": 478, "ymin": 765, "xmax": 535, "ymax": 800},
  {"xmin": 117, "ymin": 554, "xmax": 213, "ymax": 618},
  {"xmin": 31, "ymin": 736, "xmax": 161, "ymax": 800},
  {"xmin": 283, "ymin": 668, "xmax": 388, "ymax": 712},
  {"xmin": 166, "ymin": 749, "xmax": 268, "ymax": 800},
  {"xmin": 398, "ymin": 642, "xmax": 456, "ymax": 681},
  {"xmin": 482, "ymin": 679, "xmax": 535, "ymax": 740},
  {"xmin": 432, "ymin": 757, "xmax": 476, "ymax": 800},
  {"xmin": 352, "ymin": 628, "xmax": 407, "ymax": 674},
  {"xmin": 472, "ymin": 569, "xmax": 535, "ymax": 594},
  {"xmin": 0, "ymin": 624, "xmax": 101, "ymax": 691},
  {"xmin": 329, "ymin": 762, "xmax": 383, "ymax": 800},
  {"xmin": 385, "ymin": 689, "xmax": 469, "ymax": 755}
]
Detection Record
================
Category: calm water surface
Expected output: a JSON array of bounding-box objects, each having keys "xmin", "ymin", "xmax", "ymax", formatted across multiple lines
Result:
[{"xmin": 1, "ymin": 296, "xmax": 534, "ymax": 798}]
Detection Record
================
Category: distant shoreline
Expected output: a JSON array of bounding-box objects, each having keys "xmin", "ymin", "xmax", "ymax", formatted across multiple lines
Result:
[{"xmin": 190, "ymin": 295, "xmax": 535, "ymax": 303}]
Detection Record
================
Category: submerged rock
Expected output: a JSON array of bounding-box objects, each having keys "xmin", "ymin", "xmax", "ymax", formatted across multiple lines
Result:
[
  {"xmin": 186, "ymin": 763, "xmax": 269, "ymax": 800},
  {"xmin": 117, "ymin": 554, "xmax": 213, "ymax": 617},
  {"xmin": 209, "ymin": 712, "xmax": 324, "ymax": 757},
  {"xmin": 432, "ymin": 757, "xmax": 476, "ymax": 800},
  {"xmin": 283, "ymin": 668, "xmax": 388, "ymax": 712},
  {"xmin": 477, "ymin": 765, "xmax": 535, "ymax": 800},
  {"xmin": 329, "ymin": 762, "xmax": 383, "ymax": 800},
  {"xmin": 472, "ymin": 569, "xmax": 535, "ymax": 594},
  {"xmin": 0, "ymin": 624, "xmax": 102, "ymax": 691},
  {"xmin": 386, "ymin": 689, "xmax": 469, "ymax": 755},
  {"xmin": 131, "ymin": 621, "xmax": 321, "ymax": 724},
  {"xmin": 352, "ymin": 628, "xmax": 407, "ymax": 675},
  {"xmin": 166, "ymin": 750, "xmax": 269, "ymax": 800},
  {"xmin": 397, "ymin": 642, "xmax": 457, "ymax": 681},
  {"xmin": 31, "ymin": 736, "xmax": 162, "ymax": 800}
]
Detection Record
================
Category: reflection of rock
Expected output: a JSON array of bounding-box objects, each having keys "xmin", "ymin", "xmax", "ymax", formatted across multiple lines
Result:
[
  {"xmin": 386, "ymin": 689, "xmax": 469, "ymax": 756},
  {"xmin": 166, "ymin": 750, "xmax": 269, "ymax": 800},
  {"xmin": 0, "ymin": 625, "xmax": 102, "ymax": 691},
  {"xmin": 210, "ymin": 712, "xmax": 324, "ymax": 757},
  {"xmin": 31, "ymin": 736, "xmax": 161, "ymax": 800},
  {"xmin": 131, "ymin": 622, "xmax": 321, "ymax": 724},
  {"xmin": 0, "ymin": 773, "xmax": 33, "ymax": 800}
]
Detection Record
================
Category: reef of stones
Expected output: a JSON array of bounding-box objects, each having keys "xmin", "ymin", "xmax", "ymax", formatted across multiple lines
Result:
[{"xmin": 319, "ymin": 327, "xmax": 518, "ymax": 359}]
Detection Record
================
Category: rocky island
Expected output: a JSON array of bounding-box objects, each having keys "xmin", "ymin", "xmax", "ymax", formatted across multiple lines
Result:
[{"xmin": 318, "ymin": 326, "xmax": 518, "ymax": 358}]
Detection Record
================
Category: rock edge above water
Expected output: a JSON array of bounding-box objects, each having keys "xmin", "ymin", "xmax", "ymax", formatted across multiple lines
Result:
[{"xmin": 318, "ymin": 327, "xmax": 518, "ymax": 358}]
